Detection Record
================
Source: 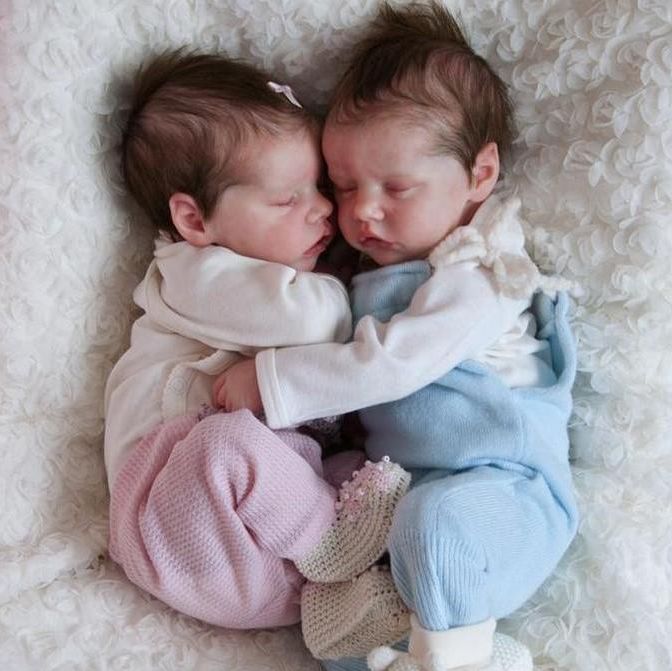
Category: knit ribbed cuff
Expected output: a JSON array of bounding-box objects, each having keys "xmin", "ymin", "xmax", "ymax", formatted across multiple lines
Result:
[
  {"xmin": 391, "ymin": 528, "xmax": 488, "ymax": 630},
  {"xmin": 256, "ymin": 348, "xmax": 289, "ymax": 429}
]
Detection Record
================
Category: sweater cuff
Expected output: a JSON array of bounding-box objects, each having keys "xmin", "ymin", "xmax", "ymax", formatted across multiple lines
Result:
[
  {"xmin": 408, "ymin": 614, "xmax": 496, "ymax": 669},
  {"xmin": 256, "ymin": 348, "xmax": 288, "ymax": 429}
]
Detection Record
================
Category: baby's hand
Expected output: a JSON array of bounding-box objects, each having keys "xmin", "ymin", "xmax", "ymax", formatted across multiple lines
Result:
[{"xmin": 212, "ymin": 358, "xmax": 263, "ymax": 414}]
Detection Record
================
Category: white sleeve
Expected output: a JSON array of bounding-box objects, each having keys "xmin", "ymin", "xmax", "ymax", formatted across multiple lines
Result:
[
  {"xmin": 143, "ymin": 245, "xmax": 352, "ymax": 351},
  {"xmin": 256, "ymin": 261, "xmax": 529, "ymax": 429}
]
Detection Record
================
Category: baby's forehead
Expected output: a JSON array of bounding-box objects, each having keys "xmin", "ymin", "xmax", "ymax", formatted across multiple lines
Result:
[
  {"xmin": 329, "ymin": 98, "xmax": 454, "ymax": 134},
  {"xmin": 323, "ymin": 111, "xmax": 442, "ymax": 161},
  {"xmin": 235, "ymin": 126, "xmax": 323, "ymax": 186}
]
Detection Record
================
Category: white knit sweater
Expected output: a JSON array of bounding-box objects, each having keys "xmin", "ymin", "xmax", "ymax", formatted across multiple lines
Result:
[
  {"xmin": 257, "ymin": 196, "xmax": 561, "ymax": 429},
  {"xmin": 103, "ymin": 241, "xmax": 351, "ymax": 487}
]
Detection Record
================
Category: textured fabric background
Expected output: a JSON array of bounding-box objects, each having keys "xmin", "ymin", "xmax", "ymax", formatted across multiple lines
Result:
[{"xmin": 1, "ymin": 1, "xmax": 671, "ymax": 669}]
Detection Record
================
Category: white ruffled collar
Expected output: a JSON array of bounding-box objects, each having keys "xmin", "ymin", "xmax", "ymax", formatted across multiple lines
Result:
[{"xmin": 429, "ymin": 194, "xmax": 575, "ymax": 299}]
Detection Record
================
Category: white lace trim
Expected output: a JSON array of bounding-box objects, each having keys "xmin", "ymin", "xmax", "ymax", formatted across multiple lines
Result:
[{"xmin": 429, "ymin": 195, "xmax": 577, "ymax": 299}]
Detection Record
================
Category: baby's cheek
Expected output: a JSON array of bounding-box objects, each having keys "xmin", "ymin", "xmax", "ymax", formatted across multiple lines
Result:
[{"xmin": 337, "ymin": 208, "xmax": 355, "ymax": 234}]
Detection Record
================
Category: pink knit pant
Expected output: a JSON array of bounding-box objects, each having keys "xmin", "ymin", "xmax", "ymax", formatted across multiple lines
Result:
[{"xmin": 109, "ymin": 409, "xmax": 358, "ymax": 629}]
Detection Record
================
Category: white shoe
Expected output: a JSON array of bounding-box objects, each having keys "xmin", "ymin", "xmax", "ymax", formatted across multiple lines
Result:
[{"xmin": 368, "ymin": 632, "xmax": 532, "ymax": 671}]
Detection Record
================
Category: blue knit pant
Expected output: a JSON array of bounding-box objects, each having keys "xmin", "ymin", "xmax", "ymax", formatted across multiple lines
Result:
[
  {"xmin": 389, "ymin": 464, "xmax": 575, "ymax": 630},
  {"xmin": 321, "ymin": 465, "xmax": 574, "ymax": 671},
  {"xmin": 322, "ymin": 264, "xmax": 578, "ymax": 671}
]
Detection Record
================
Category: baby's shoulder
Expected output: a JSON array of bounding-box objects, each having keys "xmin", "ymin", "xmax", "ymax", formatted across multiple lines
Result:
[{"xmin": 429, "ymin": 195, "xmax": 526, "ymax": 268}]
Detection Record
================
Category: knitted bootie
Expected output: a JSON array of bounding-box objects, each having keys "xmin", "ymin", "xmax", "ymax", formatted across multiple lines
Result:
[
  {"xmin": 302, "ymin": 566, "xmax": 411, "ymax": 659},
  {"xmin": 368, "ymin": 630, "xmax": 533, "ymax": 671},
  {"xmin": 295, "ymin": 457, "xmax": 411, "ymax": 583}
]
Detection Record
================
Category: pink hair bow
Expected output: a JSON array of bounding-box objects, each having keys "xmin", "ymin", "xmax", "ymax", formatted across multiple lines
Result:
[{"xmin": 267, "ymin": 81, "xmax": 303, "ymax": 108}]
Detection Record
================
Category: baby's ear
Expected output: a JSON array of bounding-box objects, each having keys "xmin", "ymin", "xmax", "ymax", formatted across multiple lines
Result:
[
  {"xmin": 470, "ymin": 142, "xmax": 500, "ymax": 202},
  {"xmin": 169, "ymin": 193, "xmax": 210, "ymax": 247}
]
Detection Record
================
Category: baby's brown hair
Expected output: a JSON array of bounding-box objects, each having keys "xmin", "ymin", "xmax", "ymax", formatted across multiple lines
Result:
[
  {"xmin": 122, "ymin": 51, "xmax": 315, "ymax": 240},
  {"xmin": 328, "ymin": 1, "xmax": 515, "ymax": 172}
]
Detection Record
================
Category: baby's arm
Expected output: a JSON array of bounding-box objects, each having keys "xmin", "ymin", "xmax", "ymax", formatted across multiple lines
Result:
[
  {"xmin": 148, "ymin": 245, "xmax": 352, "ymax": 351},
  {"xmin": 253, "ymin": 261, "xmax": 529, "ymax": 429}
]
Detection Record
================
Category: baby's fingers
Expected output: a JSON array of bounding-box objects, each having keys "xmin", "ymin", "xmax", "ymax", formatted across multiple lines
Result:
[{"xmin": 212, "ymin": 373, "xmax": 227, "ymax": 407}]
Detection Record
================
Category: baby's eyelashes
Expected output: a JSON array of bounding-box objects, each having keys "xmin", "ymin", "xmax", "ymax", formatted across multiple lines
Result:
[
  {"xmin": 384, "ymin": 182, "xmax": 418, "ymax": 196},
  {"xmin": 331, "ymin": 182, "xmax": 418, "ymax": 198},
  {"xmin": 333, "ymin": 184, "xmax": 356, "ymax": 196},
  {"xmin": 270, "ymin": 192, "xmax": 299, "ymax": 207},
  {"xmin": 271, "ymin": 182, "xmax": 332, "ymax": 207}
]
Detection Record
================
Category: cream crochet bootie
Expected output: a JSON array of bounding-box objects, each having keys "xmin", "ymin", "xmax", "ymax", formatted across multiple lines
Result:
[
  {"xmin": 302, "ymin": 566, "xmax": 411, "ymax": 659},
  {"xmin": 295, "ymin": 457, "xmax": 411, "ymax": 583},
  {"xmin": 368, "ymin": 616, "xmax": 532, "ymax": 671}
]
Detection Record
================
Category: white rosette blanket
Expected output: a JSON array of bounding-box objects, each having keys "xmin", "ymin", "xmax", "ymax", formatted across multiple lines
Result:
[{"xmin": 1, "ymin": 1, "xmax": 671, "ymax": 669}]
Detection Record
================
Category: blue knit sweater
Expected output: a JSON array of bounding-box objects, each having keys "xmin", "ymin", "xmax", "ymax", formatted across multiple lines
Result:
[{"xmin": 351, "ymin": 259, "xmax": 577, "ymax": 523}]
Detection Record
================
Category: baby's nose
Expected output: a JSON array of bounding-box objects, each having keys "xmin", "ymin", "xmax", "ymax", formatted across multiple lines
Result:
[
  {"xmin": 315, "ymin": 191, "xmax": 334, "ymax": 219},
  {"xmin": 354, "ymin": 192, "xmax": 383, "ymax": 222}
]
